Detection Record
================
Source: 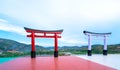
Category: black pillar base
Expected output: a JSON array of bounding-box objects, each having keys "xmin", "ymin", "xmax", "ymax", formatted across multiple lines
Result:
[
  {"xmin": 54, "ymin": 51, "xmax": 58, "ymax": 57},
  {"xmin": 31, "ymin": 51, "xmax": 36, "ymax": 58},
  {"xmin": 103, "ymin": 50, "xmax": 107, "ymax": 55},
  {"xmin": 88, "ymin": 50, "xmax": 92, "ymax": 56}
]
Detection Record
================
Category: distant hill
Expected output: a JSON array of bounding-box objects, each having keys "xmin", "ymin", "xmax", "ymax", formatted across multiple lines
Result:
[
  {"xmin": 59, "ymin": 44, "xmax": 120, "ymax": 54},
  {"xmin": 0, "ymin": 38, "xmax": 120, "ymax": 54},
  {"xmin": 0, "ymin": 38, "xmax": 45, "ymax": 52}
]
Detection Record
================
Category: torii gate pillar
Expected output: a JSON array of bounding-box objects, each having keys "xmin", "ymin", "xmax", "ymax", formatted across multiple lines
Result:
[
  {"xmin": 88, "ymin": 35, "xmax": 92, "ymax": 56},
  {"xmin": 54, "ymin": 33, "xmax": 58, "ymax": 57},
  {"xmin": 103, "ymin": 35, "xmax": 107, "ymax": 55},
  {"xmin": 31, "ymin": 32, "xmax": 36, "ymax": 58}
]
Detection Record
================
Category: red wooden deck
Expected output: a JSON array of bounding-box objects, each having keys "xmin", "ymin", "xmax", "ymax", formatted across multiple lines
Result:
[{"xmin": 0, "ymin": 56, "xmax": 116, "ymax": 70}]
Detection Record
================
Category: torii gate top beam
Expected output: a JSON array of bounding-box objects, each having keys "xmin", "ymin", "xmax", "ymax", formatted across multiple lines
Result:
[
  {"xmin": 24, "ymin": 27, "xmax": 63, "ymax": 38},
  {"xmin": 83, "ymin": 31, "xmax": 111, "ymax": 36},
  {"xmin": 24, "ymin": 27, "xmax": 63, "ymax": 34}
]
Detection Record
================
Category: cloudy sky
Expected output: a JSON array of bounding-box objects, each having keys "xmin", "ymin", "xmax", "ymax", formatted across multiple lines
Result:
[{"xmin": 0, "ymin": 0, "xmax": 120, "ymax": 47}]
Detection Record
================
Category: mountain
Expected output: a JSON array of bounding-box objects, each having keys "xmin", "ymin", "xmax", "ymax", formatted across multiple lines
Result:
[
  {"xmin": 0, "ymin": 38, "xmax": 120, "ymax": 54},
  {"xmin": 58, "ymin": 44, "xmax": 120, "ymax": 54},
  {"xmin": 0, "ymin": 38, "xmax": 45, "ymax": 52}
]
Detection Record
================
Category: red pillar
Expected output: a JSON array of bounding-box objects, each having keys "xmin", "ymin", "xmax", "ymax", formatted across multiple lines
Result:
[
  {"xmin": 54, "ymin": 33, "xmax": 58, "ymax": 57},
  {"xmin": 31, "ymin": 32, "xmax": 36, "ymax": 58}
]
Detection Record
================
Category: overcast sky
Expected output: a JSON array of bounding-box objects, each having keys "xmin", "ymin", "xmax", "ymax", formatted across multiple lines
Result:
[{"xmin": 0, "ymin": 0, "xmax": 120, "ymax": 47}]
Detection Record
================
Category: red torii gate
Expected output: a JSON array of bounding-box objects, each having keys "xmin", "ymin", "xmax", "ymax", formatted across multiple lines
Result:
[{"xmin": 24, "ymin": 27, "xmax": 63, "ymax": 58}]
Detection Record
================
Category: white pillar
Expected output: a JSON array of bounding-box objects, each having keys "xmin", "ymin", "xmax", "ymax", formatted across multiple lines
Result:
[
  {"xmin": 103, "ymin": 35, "xmax": 107, "ymax": 55},
  {"xmin": 88, "ymin": 35, "xmax": 91, "ymax": 50},
  {"xmin": 104, "ymin": 36, "xmax": 107, "ymax": 50},
  {"xmin": 88, "ymin": 35, "xmax": 92, "ymax": 56}
]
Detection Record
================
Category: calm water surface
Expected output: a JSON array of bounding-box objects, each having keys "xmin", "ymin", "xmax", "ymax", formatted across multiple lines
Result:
[{"xmin": 0, "ymin": 58, "xmax": 15, "ymax": 64}]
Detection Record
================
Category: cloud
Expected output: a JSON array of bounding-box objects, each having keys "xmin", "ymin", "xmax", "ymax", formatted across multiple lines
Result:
[
  {"xmin": 1, "ymin": 0, "xmax": 119, "ymax": 32},
  {"xmin": 1, "ymin": 0, "xmax": 120, "ymax": 24},
  {"xmin": 0, "ymin": 19, "xmax": 26, "ymax": 35},
  {"xmin": 48, "ymin": 0, "xmax": 120, "ymax": 21},
  {"xmin": 0, "ymin": 0, "xmax": 120, "ymax": 46},
  {"xmin": 0, "ymin": 19, "xmax": 8, "ymax": 23}
]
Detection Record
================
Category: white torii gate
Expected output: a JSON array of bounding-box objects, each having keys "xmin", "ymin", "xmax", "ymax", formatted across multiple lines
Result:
[{"xmin": 83, "ymin": 31, "xmax": 111, "ymax": 56}]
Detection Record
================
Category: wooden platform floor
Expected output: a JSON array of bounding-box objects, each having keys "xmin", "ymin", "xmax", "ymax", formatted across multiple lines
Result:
[{"xmin": 0, "ymin": 56, "xmax": 116, "ymax": 70}]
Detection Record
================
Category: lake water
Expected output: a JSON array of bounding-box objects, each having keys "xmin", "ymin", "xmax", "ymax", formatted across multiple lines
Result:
[{"xmin": 0, "ymin": 58, "xmax": 15, "ymax": 64}]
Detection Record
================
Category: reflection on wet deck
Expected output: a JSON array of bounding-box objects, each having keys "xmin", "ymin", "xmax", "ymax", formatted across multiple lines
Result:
[{"xmin": 0, "ymin": 56, "xmax": 116, "ymax": 70}]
